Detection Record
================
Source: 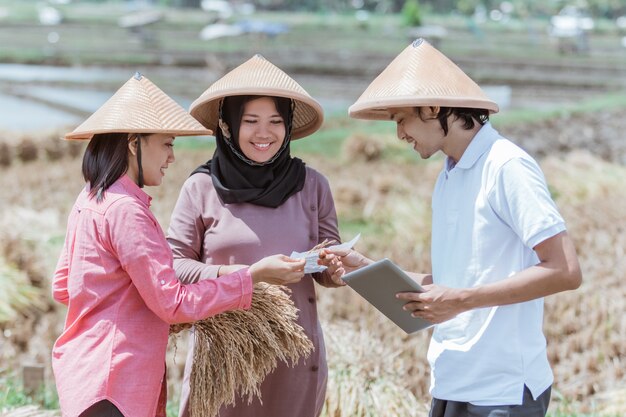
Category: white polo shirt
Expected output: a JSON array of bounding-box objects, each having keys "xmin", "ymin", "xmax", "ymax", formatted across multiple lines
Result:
[{"xmin": 428, "ymin": 123, "xmax": 565, "ymax": 405}]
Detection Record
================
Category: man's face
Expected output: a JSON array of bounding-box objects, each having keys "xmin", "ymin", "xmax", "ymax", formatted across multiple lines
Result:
[{"xmin": 389, "ymin": 106, "xmax": 445, "ymax": 159}]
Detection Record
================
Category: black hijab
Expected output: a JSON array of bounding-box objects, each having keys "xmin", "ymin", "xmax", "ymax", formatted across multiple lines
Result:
[{"xmin": 192, "ymin": 95, "xmax": 306, "ymax": 208}]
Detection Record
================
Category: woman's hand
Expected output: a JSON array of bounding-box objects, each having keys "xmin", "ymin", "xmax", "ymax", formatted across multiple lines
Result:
[
  {"xmin": 317, "ymin": 249, "xmax": 346, "ymax": 286},
  {"xmin": 249, "ymin": 254, "xmax": 305, "ymax": 285}
]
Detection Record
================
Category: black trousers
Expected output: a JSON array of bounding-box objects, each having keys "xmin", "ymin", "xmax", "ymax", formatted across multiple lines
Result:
[
  {"xmin": 80, "ymin": 400, "xmax": 125, "ymax": 417},
  {"xmin": 429, "ymin": 385, "xmax": 551, "ymax": 417}
]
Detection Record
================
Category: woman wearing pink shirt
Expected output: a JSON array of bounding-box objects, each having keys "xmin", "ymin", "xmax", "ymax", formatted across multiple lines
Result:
[{"xmin": 51, "ymin": 73, "xmax": 305, "ymax": 417}]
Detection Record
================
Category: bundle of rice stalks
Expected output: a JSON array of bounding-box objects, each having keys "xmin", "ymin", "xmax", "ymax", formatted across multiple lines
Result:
[
  {"xmin": 185, "ymin": 283, "xmax": 313, "ymax": 417},
  {"xmin": 321, "ymin": 321, "xmax": 428, "ymax": 417}
]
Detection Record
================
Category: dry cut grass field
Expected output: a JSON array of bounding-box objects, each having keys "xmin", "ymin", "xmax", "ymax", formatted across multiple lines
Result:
[{"xmin": 0, "ymin": 109, "xmax": 625, "ymax": 416}]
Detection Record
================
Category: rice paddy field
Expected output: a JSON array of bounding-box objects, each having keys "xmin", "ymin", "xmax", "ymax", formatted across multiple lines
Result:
[{"xmin": 1, "ymin": 3, "xmax": 625, "ymax": 417}]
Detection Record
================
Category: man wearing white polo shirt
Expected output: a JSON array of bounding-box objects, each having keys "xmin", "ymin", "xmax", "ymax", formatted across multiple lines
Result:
[{"xmin": 330, "ymin": 39, "xmax": 582, "ymax": 416}]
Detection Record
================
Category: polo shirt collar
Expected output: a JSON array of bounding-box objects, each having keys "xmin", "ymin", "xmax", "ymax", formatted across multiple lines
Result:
[
  {"xmin": 447, "ymin": 122, "xmax": 499, "ymax": 171},
  {"xmin": 119, "ymin": 174, "xmax": 152, "ymax": 207}
]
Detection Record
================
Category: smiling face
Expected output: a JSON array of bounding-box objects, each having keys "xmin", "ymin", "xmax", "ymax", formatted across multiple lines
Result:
[
  {"xmin": 127, "ymin": 133, "xmax": 175, "ymax": 187},
  {"xmin": 389, "ymin": 106, "xmax": 446, "ymax": 160},
  {"xmin": 237, "ymin": 97, "xmax": 286, "ymax": 163}
]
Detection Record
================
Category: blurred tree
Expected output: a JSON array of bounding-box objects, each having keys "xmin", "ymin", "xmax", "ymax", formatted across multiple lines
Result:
[
  {"xmin": 586, "ymin": 0, "xmax": 626, "ymax": 19},
  {"xmin": 198, "ymin": 0, "xmax": 626, "ymax": 17},
  {"xmin": 402, "ymin": 0, "xmax": 422, "ymax": 26},
  {"xmin": 173, "ymin": 0, "xmax": 201, "ymax": 7},
  {"xmin": 456, "ymin": 0, "xmax": 480, "ymax": 15}
]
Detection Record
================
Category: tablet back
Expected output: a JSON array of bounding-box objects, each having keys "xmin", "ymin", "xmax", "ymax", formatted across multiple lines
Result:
[{"xmin": 342, "ymin": 258, "xmax": 433, "ymax": 334}]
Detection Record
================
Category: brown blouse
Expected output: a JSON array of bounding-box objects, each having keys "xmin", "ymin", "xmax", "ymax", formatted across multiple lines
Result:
[{"xmin": 167, "ymin": 166, "xmax": 341, "ymax": 417}]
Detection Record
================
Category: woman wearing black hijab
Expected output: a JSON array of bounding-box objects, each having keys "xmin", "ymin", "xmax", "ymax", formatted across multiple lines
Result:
[{"xmin": 167, "ymin": 55, "xmax": 343, "ymax": 417}]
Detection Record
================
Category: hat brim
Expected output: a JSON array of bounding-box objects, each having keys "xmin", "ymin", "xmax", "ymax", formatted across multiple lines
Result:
[
  {"xmin": 65, "ymin": 73, "xmax": 214, "ymax": 141},
  {"xmin": 65, "ymin": 128, "xmax": 213, "ymax": 141},
  {"xmin": 349, "ymin": 96, "xmax": 499, "ymax": 120},
  {"xmin": 190, "ymin": 89, "xmax": 323, "ymax": 140},
  {"xmin": 189, "ymin": 55, "xmax": 324, "ymax": 140}
]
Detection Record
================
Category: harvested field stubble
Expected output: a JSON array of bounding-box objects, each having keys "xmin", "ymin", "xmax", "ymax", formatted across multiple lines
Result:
[
  {"xmin": 0, "ymin": 130, "xmax": 84, "ymax": 170},
  {"xmin": 0, "ymin": 109, "xmax": 625, "ymax": 415},
  {"xmin": 540, "ymin": 151, "xmax": 625, "ymax": 411},
  {"xmin": 502, "ymin": 110, "xmax": 626, "ymax": 165},
  {"xmin": 321, "ymin": 322, "xmax": 429, "ymax": 417}
]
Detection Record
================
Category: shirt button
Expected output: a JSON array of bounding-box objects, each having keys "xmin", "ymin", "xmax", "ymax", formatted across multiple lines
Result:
[
  {"xmin": 310, "ymin": 205, "xmax": 316, "ymax": 211},
  {"xmin": 308, "ymin": 296, "xmax": 315, "ymax": 303},
  {"xmin": 311, "ymin": 365, "xmax": 319, "ymax": 372},
  {"xmin": 309, "ymin": 234, "xmax": 316, "ymax": 241},
  {"xmin": 160, "ymin": 280, "xmax": 166, "ymax": 285}
]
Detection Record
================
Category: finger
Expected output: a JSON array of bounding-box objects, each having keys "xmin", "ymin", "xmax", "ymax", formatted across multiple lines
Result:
[
  {"xmin": 402, "ymin": 301, "xmax": 424, "ymax": 311},
  {"xmin": 285, "ymin": 258, "xmax": 306, "ymax": 266},
  {"xmin": 327, "ymin": 248, "xmax": 350, "ymax": 257},
  {"xmin": 396, "ymin": 291, "xmax": 423, "ymax": 301},
  {"xmin": 317, "ymin": 257, "xmax": 332, "ymax": 266},
  {"xmin": 280, "ymin": 255, "xmax": 304, "ymax": 264},
  {"xmin": 332, "ymin": 270, "xmax": 346, "ymax": 285},
  {"xmin": 292, "ymin": 272, "xmax": 305, "ymax": 282}
]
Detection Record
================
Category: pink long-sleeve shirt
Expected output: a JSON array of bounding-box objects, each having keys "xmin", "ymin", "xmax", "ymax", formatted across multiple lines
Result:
[{"xmin": 51, "ymin": 175, "xmax": 253, "ymax": 417}]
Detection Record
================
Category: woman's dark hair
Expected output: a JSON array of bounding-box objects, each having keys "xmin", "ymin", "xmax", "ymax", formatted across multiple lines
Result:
[
  {"xmin": 82, "ymin": 132, "xmax": 130, "ymax": 202},
  {"xmin": 429, "ymin": 107, "xmax": 489, "ymax": 136}
]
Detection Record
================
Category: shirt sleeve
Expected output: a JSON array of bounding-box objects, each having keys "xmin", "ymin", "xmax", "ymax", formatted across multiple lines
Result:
[
  {"xmin": 106, "ymin": 199, "xmax": 252, "ymax": 324},
  {"xmin": 167, "ymin": 177, "xmax": 220, "ymax": 284},
  {"xmin": 52, "ymin": 232, "xmax": 70, "ymax": 305},
  {"xmin": 310, "ymin": 172, "xmax": 343, "ymax": 288},
  {"xmin": 487, "ymin": 157, "xmax": 566, "ymax": 249}
]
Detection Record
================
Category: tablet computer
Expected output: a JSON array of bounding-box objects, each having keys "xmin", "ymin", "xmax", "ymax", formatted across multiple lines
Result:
[{"xmin": 342, "ymin": 258, "xmax": 433, "ymax": 334}]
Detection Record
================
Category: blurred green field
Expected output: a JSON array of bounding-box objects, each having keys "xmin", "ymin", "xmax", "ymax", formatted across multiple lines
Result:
[{"xmin": 1, "ymin": 1, "xmax": 625, "ymax": 69}]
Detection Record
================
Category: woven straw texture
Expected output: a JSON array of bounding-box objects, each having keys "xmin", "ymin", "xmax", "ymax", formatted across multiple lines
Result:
[
  {"xmin": 190, "ymin": 55, "xmax": 323, "ymax": 139},
  {"xmin": 349, "ymin": 39, "xmax": 499, "ymax": 120},
  {"xmin": 65, "ymin": 73, "xmax": 213, "ymax": 140}
]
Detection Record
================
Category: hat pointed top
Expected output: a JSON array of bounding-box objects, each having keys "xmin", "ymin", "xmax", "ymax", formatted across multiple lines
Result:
[
  {"xmin": 65, "ymin": 73, "xmax": 212, "ymax": 140},
  {"xmin": 349, "ymin": 39, "xmax": 499, "ymax": 120},
  {"xmin": 190, "ymin": 55, "xmax": 324, "ymax": 139}
]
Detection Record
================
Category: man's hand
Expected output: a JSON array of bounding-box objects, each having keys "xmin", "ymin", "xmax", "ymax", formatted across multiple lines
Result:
[
  {"xmin": 396, "ymin": 284, "xmax": 470, "ymax": 324},
  {"xmin": 317, "ymin": 249, "xmax": 346, "ymax": 286},
  {"xmin": 322, "ymin": 248, "xmax": 373, "ymax": 274}
]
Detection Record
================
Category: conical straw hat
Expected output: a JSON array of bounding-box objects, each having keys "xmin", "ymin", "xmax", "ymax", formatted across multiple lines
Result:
[
  {"xmin": 65, "ymin": 72, "xmax": 213, "ymax": 140},
  {"xmin": 349, "ymin": 39, "xmax": 499, "ymax": 120},
  {"xmin": 190, "ymin": 54, "xmax": 324, "ymax": 140}
]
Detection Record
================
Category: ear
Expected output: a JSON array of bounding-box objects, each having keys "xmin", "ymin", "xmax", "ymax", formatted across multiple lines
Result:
[
  {"xmin": 218, "ymin": 119, "xmax": 232, "ymax": 139},
  {"xmin": 427, "ymin": 106, "xmax": 441, "ymax": 118},
  {"xmin": 128, "ymin": 136, "xmax": 139, "ymax": 156}
]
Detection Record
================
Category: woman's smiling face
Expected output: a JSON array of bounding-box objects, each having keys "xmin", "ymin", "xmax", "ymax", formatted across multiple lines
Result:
[{"xmin": 237, "ymin": 97, "xmax": 286, "ymax": 163}]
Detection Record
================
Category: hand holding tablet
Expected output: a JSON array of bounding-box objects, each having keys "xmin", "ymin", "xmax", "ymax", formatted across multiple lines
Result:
[{"xmin": 342, "ymin": 258, "xmax": 433, "ymax": 334}]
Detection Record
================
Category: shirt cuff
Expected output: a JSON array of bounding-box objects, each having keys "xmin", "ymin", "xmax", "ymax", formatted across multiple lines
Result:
[
  {"xmin": 527, "ymin": 222, "xmax": 566, "ymax": 249},
  {"xmin": 237, "ymin": 267, "xmax": 253, "ymax": 310}
]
